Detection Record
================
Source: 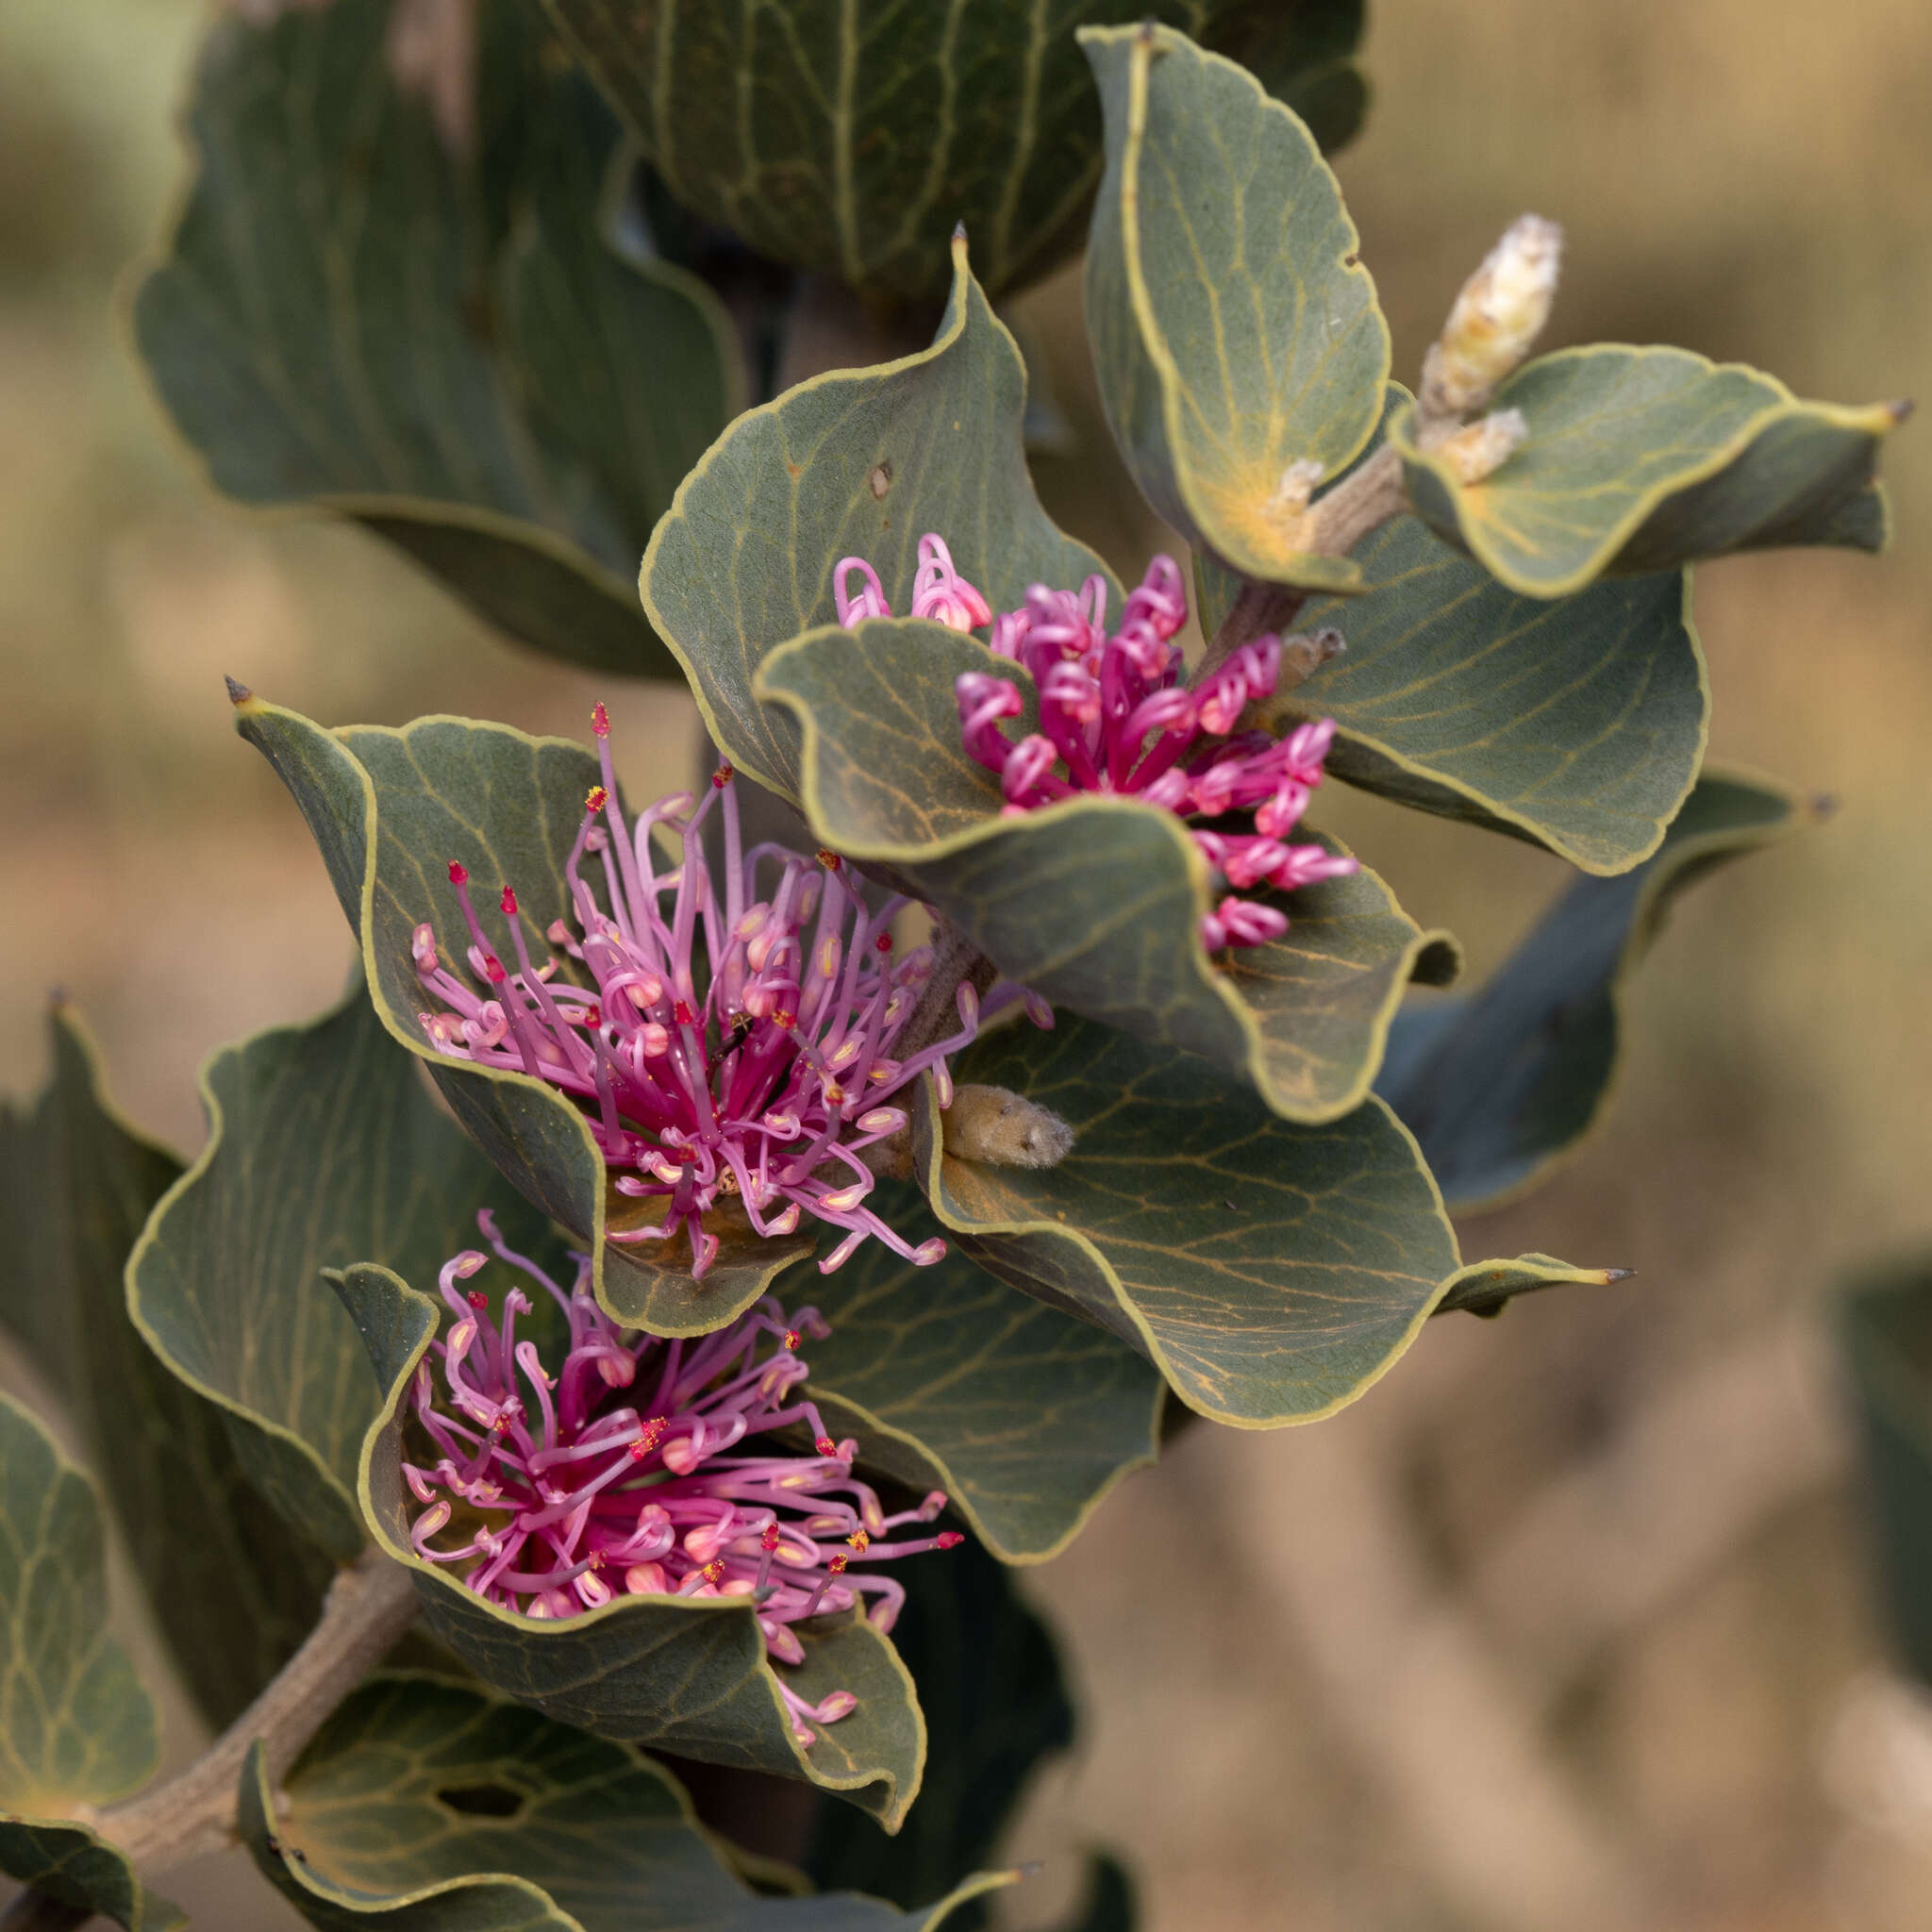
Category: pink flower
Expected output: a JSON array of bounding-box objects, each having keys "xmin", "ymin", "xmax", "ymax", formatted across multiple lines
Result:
[
  {"xmin": 833, "ymin": 532, "xmax": 1356, "ymax": 953},
  {"xmin": 408, "ymin": 1215, "xmax": 964, "ymax": 1743},
  {"xmin": 411, "ymin": 707, "xmax": 977, "ymax": 1278}
]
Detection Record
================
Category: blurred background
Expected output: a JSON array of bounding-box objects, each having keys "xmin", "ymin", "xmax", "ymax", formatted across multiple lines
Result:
[{"xmin": 3, "ymin": 2, "xmax": 1930, "ymax": 1926}]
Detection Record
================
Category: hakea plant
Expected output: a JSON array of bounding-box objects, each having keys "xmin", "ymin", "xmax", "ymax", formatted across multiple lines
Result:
[
  {"xmin": 410, "ymin": 705, "xmax": 980, "ymax": 1278},
  {"xmin": 409, "ymin": 1213, "xmax": 961, "ymax": 1742},
  {"xmin": 838, "ymin": 537, "xmax": 1357, "ymax": 952}
]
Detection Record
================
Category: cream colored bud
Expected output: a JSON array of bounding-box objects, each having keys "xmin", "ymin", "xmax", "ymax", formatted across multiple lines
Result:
[
  {"xmin": 1424, "ymin": 214, "xmax": 1563, "ymax": 422},
  {"xmin": 942, "ymin": 1085, "xmax": 1075, "ymax": 1170},
  {"xmin": 1436, "ymin": 408, "xmax": 1530, "ymax": 484}
]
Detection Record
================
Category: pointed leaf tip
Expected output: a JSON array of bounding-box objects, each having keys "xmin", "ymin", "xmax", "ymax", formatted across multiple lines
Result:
[{"xmin": 225, "ymin": 675, "xmax": 253, "ymax": 705}]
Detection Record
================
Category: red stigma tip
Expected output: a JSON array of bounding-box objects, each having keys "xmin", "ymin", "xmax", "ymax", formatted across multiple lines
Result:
[
  {"xmin": 846, "ymin": 1529, "xmax": 870, "ymax": 1553},
  {"xmin": 815, "ymin": 1436, "xmax": 837, "ymax": 1457},
  {"xmin": 936, "ymin": 1531, "xmax": 965, "ymax": 1550},
  {"xmin": 628, "ymin": 1416, "xmax": 668, "ymax": 1459},
  {"xmin": 483, "ymin": 956, "xmax": 506, "ymax": 984},
  {"xmin": 760, "ymin": 1524, "xmax": 780, "ymax": 1551},
  {"xmin": 466, "ymin": 1290, "xmax": 488, "ymax": 1310},
  {"xmin": 584, "ymin": 1003, "xmax": 602, "ymax": 1028},
  {"xmin": 773, "ymin": 1009, "xmax": 797, "ymax": 1031},
  {"xmin": 585, "ymin": 785, "xmax": 608, "ymax": 814},
  {"xmin": 500, "ymin": 886, "xmax": 518, "ymax": 917},
  {"xmin": 589, "ymin": 1549, "xmax": 605, "ymax": 1569},
  {"xmin": 700, "ymin": 1558, "xmax": 725, "ymax": 1585},
  {"xmin": 591, "ymin": 702, "xmax": 610, "ymax": 737},
  {"xmin": 448, "ymin": 860, "xmax": 469, "ymax": 886},
  {"xmin": 827, "ymin": 1553, "xmax": 849, "ymax": 1574},
  {"xmin": 491, "ymin": 1413, "xmax": 510, "ymax": 1433},
  {"xmin": 783, "ymin": 1329, "xmax": 802, "ymax": 1351},
  {"xmin": 874, "ymin": 932, "xmax": 892, "ymax": 953},
  {"xmin": 815, "ymin": 848, "xmax": 841, "ymax": 870},
  {"xmin": 674, "ymin": 1000, "xmax": 695, "ymax": 1027},
  {"xmin": 711, "ymin": 762, "xmax": 733, "ymax": 789}
]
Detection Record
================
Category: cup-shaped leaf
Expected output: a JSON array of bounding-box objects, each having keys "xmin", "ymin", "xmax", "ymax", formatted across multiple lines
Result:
[
  {"xmin": 806, "ymin": 1188, "xmax": 1163, "ymax": 1563},
  {"xmin": 641, "ymin": 232, "xmax": 1118, "ymax": 803},
  {"xmin": 1197, "ymin": 510, "xmax": 1708, "ymax": 875},
  {"xmin": 1377, "ymin": 771, "xmax": 1807, "ymax": 1209},
  {"xmin": 0, "ymin": 1397, "xmax": 183, "ymax": 1931},
  {"xmin": 133, "ymin": 0, "xmax": 741, "ymax": 675},
  {"xmin": 0, "ymin": 1013, "xmax": 337, "ymax": 1731},
  {"xmin": 1840, "ymin": 1261, "xmax": 1932, "ymax": 1691},
  {"xmin": 239, "ymin": 698, "xmax": 817, "ymax": 1337},
  {"xmin": 240, "ymin": 1674, "xmax": 1009, "ymax": 1930},
  {"xmin": 1082, "ymin": 24, "xmax": 1389, "ymax": 591},
  {"xmin": 334, "ymin": 1264, "xmax": 927, "ymax": 1827},
  {"xmin": 1433, "ymin": 1255, "xmax": 1634, "ymax": 1322},
  {"xmin": 1390, "ymin": 347, "xmax": 1903, "ymax": 596},
  {"xmin": 127, "ymin": 976, "xmax": 547, "ymax": 1559},
  {"xmin": 547, "ymin": 0, "xmax": 1366, "ymax": 308},
  {"xmin": 757, "ymin": 620, "xmax": 1457, "ymax": 1124}
]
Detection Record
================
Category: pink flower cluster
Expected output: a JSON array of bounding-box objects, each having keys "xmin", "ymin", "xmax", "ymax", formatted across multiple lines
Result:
[
  {"xmin": 832, "ymin": 536, "xmax": 1357, "ymax": 951},
  {"xmin": 408, "ymin": 1215, "xmax": 962, "ymax": 1743},
  {"xmin": 411, "ymin": 707, "xmax": 976, "ymax": 1278}
]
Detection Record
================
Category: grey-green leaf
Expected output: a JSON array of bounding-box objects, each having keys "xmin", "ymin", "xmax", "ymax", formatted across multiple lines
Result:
[
  {"xmin": 641, "ymin": 235, "xmax": 1118, "ymax": 804},
  {"xmin": 1377, "ymin": 772, "xmax": 1807, "ymax": 1210},
  {"xmin": 545, "ymin": 0, "xmax": 1365, "ymax": 308},
  {"xmin": 333, "ymin": 1264, "xmax": 926, "ymax": 1829},
  {"xmin": 806, "ymin": 1191, "xmax": 1162, "ymax": 1562},
  {"xmin": 126, "ymin": 975, "xmax": 545, "ymax": 1559},
  {"xmin": 1389, "ymin": 346, "xmax": 1903, "ymax": 597},
  {"xmin": 1257, "ymin": 513, "xmax": 1708, "ymax": 875},
  {"xmin": 913, "ymin": 1019, "xmax": 1459, "ymax": 1426},
  {"xmin": 133, "ymin": 0, "xmax": 740, "ymax": 675},
  {"xmin": 16, "ymin": 1013, "xmax": 337, "ymax": 1731},
  {"xmin": 242, "ymin": 1674, "xmax": 1009, "ymax": 1930},
  {"xmin": 757, "ymin": 620, "xmax": 1457, "ymax": 1124},
  {"xmin": 1082, "ymin": 24, "xmax": 1388, "ymax": 591},
  {"xmin": 1433, "ymin": 1254, "xmax": 1634, "ymax": 1322},
  {"xmin": 237, "ymin": 698, "xmax": 816, "ymax": 1337},
  {"xmin": 0, "ymin": 1821, "xmax": 183, "ymax": 1932}
]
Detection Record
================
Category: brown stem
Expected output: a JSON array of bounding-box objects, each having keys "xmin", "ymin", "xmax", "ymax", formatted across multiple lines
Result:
[
  {"xmin": 1201, "ymin": 579, "xmax": 1306, "ymax": 678},
  {"xmin": 1302, "ymin": 444, "xmax": 1407, "ymax": 557},
  {"xmin": 896, "ymin": 919, "xmax": 996, "ymax": 1066},
  {"xmin": 95, "ymin": 1547, "xmax": 419, "ymax": 1874}
]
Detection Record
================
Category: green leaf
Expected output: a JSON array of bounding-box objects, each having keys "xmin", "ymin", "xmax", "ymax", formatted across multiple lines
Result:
[
  {"xmin": 641, "ymin": 234, "xmax": 1119, "ymax": 805},
  {"xmin": 132, "ymin": 0, "xmax": 740, "ymax": 676},
  {"xmin": 756, "ymin": 620, "xmax": 1456, "ymax": 1124},
  {"xmin": 1377, "ymin": 772, "xmax": 1807, "ymax": 1210},
  {"xmin": 242, "ymin": 1675, "xmax": 1010, "ymax": 1931},
  {"xmin": 1840, "ymin": 1261, "xmax": 1932, "ymax": 1692},
  {"xmin": 237, "ymin": 699, "xmax": 816, "ymax": 1338},
  {"xmin": 912, "ymin": 1018, "xmax": 1460, "ymax": 1426},
  {"xmin": 333, "ymin": 1264, "xmax": 927, "ymax": 1830},
  {"xmin": 806, "ymin": 1536, "xmax": 1071, "ymax": 1927},
  {"xmin": 126, "ymin": 975, "xmax": 544, "ymax": 1559},
  {"xmin": 1433, "ymin": 1254, "xmax": 1634, "ymax": 1322},
  {"xmin": 0, "ymin": 1822, "xmax": 183, "ymax": 1932},
  {"xmin": 806, "ymin": 1184, "xmax": 1163, "ymax": 1564},
  {"xmin": 1081, "ymin": 24, "xmax": 1388, "ymax": 591},
  {"xmin": 0, "ymin": 1395, "xmax": 158, "ymax": 1812},
  {"xmin": 0, "ymin": 1397, "xmax": 182, "ymax": 1932},
  {"xmin": 545, "ymin": 1, "xmax": 1365, "ymax": 308},
  {"xmin": 22, "ymin": 1013, "xmax": 337, "ymax": 1731},
  {"xmin": 1248, "ymin": 510, "xmax": 1708, "ymax": 875},
  {"xmin": 1389, "ymin": 347, "xmax": 1903, "ymax": 597}
]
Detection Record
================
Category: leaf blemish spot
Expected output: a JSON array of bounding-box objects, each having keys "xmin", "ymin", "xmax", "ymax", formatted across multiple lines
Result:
[{"xmin": 870, "ymin": 461, "xmax": 892, "ymax": 499}]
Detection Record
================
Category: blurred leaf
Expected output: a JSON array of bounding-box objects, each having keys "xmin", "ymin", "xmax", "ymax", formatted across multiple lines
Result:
[
  {"xmin": 334, "ymin": 1264, "xmax": 925, "ymax": 1828},
  {"xmin": 913, "ymin": 1018, "xmax": 1459, "ymax": 1426},
  {"xmin": 1433, "ymin": 1254, "xmax": 1633, "ymax": 1322},
  {"xmin": 238, "ymin": 699, "xmax": 815, "ymax": 1338},
  {"xmin": 0, "ymin": 1396, "xmax": 182, "ymax": 1932},
  {"xmin": 133, "ymin": 0, "xmax": 740, "ymax": 676},
  {"xmin": 1208, "ymin": 515, "xmax": 1708, "ymax": 877},
  {"xmin": 806, "ymin": 1537, "xmax": 1070, "ymax": 1925},
  {"xmin": 1050, "ymin": 1857, "xmax": 1137, "ymax": 1932},
  {"xmin": 1082, "ymin": 24, "xmax": 1387, "ymax": 590},
  {"xmin": 127, "ymin": 975, "xmax": 543, "ymax": 1559},
  {"xmin": 642, "ymin": 234, "xmax": 1119, "ymax": 804},
  {"xmin": 1841, "ymin": 1262, "xmax": 1932, "ymax": 1690},
  {"xmin": 545, "ymin": 0, "xmax": 1364, "ymax": 308},
  {"xmin": 1390, "ymin": 347, "xmax": 1901, "ymax": 597},
  {"xmin": 1376, "ymin": 772, "xmax": 1807, "ymax": 1210},
  {"xmin": 758, "ymin": 621, "xmax": 1457, "ymax": 1124},
  {"xmin": 242, "ymin": 1675, "xmax": 1009, "ymax": 1931},
  {"xmin": 0, "ymin": 1822, "xmax": 182, "ymax": 1932},
  {"xmin": 807, "ymin": 1185, "xmax": 1163, "ymax": 1564},
  {"xmin": 25, "ymin": 1013, "xmax": 336, "ymax": 1731}
]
